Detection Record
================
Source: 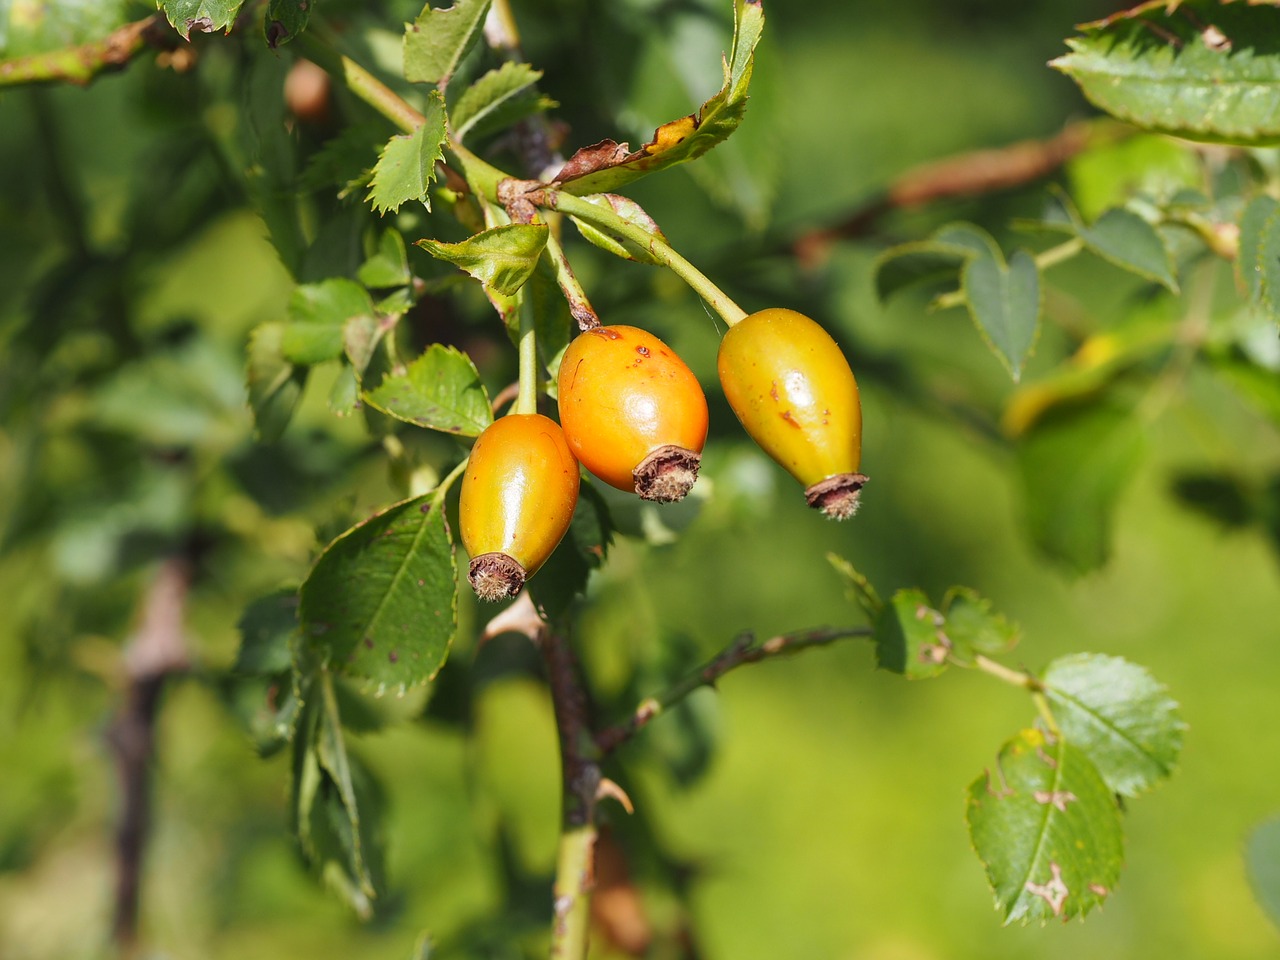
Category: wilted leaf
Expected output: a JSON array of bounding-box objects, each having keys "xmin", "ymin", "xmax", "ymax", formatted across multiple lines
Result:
[
  {"xmin": 1042, "ymin": 653, "xmax": 1184, "ymax": 798},
  {"xmin": 364, "ymin": 344, "xmax": 493, "ymax": 436},
  {"xmin": 1052, "ymin": 1, "xmax": 1280, "ymax": 146},
  {"xmin": 967, "ymin": 728, "xmax": 1123, "ymax": 923},
  {"xmin": 553, "ymin": 0, "xmax": 764, "ymax": 195},
  {"xmin": 367, "ymin": 93, "xmax": 449, "ymax": 215},
  {"xmin": 299, "ymin": 494, "xmax": 457, "ymax": 693},
  {"xmin": 418, "ymin": 223, "xmax": 549, "ymax": 297},
  {"xmin": 569, "ymin": 194, "xmax": 669, "ymax": 265}
]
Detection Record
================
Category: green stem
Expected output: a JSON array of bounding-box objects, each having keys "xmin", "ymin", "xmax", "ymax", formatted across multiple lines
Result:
[
  {"xmin": 515, "ymin": 294, "xmax": 539, "ymax": 415},
  {"xmin": 431, "ymin": 456, "xmax": 471, "ymax": 507},
  {"xmin": 537, "ymin": 190, "xmax": 748, "ymax": 327},
  {"xmin": 295, "ymin": 30, "xmax": 426, "ymax": 134},
  {"xmin": 0, "ymin": 14, "xmax": 167, "ymax": 88},
  {"xmin": 544, "ymin": 226, "xmax": 600, "ymax": 330},
  {"xmin": 971, "ymin": 654, "xmax": 1040, "ymax": 691},
  {"xmin": 550, "ymin": 824, "xmax": 596, "ymax": 960}
]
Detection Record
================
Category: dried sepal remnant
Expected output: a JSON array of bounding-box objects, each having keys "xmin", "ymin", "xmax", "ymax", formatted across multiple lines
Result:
[
  {"xmin": 468, "ymin": 552, "xmax": 527, "ymax": 603},
  {"xmin": 805, "ymin": 472, "xmax": 868, "ymax": 520},
  {"xmin": 633, "ymin": 444, "xmax": 701, "ymax": 503}
]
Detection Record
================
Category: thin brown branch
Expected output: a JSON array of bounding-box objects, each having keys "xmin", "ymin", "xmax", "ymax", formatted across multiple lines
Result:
[
  {"xmin": 105, "ymin": 556, "xmax": 192, "ymax": 956},
  {"xmin": 595, "ymin": 626, "xmax": 873, "ymax": 755},
  {"xmin": 0, "ymin": 15, "xmax": 178, "ymax": 88},
  {"xmin": 792, "ymin": 119, "xmax": 1129, "ymax": 266}
]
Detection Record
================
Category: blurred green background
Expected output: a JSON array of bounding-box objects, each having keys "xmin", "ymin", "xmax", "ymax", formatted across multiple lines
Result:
[{"xmin": 2, "ymin": 0, "xmax": 1279, "ymax": 958}]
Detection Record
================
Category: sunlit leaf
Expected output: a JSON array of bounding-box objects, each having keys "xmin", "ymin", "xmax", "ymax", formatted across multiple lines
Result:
[
  {"xmin": 403, "ymin": 0, "xmax": 491, "ymax": 87},
  {"xmin": 1052, "ymin": 1, "xmax": 1280, "ymax": 146},
  {"xmin": 942, "ymin": 587, "xmax": 1020, "ymax": 655},
  {"xmin": 299, "ymin": 494, "xmax": 457, "ymax": 693},
  {"xmin": 367, "ymin": 93, "xmax": 448, "ymax": 215},
  {"xmin": 967, "ymin": 728, "xmax": 1123, "ymax": 923},
  {"xmin": 160, "ymin": 0, "xmax": 245, "ymax": 40},
  {"xmin": 450, "ymin": 61, "xmax": 545, "ymax": 142},
  {"xmin": 874, "ymin": 588, "xmax": 950, "ymax": 679},
  {"xmin": 364, "ymin": 344, "xmax": 493, "ymax": 436},
  {"xmin": 1042, "ymin": 653, "xmax": 1184, "ymax": 798},
  {"xmin": 357, "ymin": 229, "xmax": 411, "ymax": 289}
]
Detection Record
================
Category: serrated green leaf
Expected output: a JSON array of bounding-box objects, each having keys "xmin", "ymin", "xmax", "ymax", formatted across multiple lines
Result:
[
  {"xmin": 968, "ymin": 728, "xmax": 1123, "ymax": 923},
  {"xmin": 873, "ymin": 222, "xmax": 996, "ymax": 301},
  {"xmin": 1238, "ymin": 195, "xmax": 1280, "ymax": 327},
  {"xmin": 569, "ymin": 194, "xmax": 668, "ymax": 266},
  {"xmin": 1017, "ymin": 401, "xmax": 1146, "ymax": 573},
  {"xmin": 344, "ymin": 314, "xmax": 383, "ymax": 376},
  {"xmin": 1080, "ymin": 207, "xmax": 1178, "ymax": 291},
  {"xmin": 555, "ymin": 0, "xmax": 764, "ymax": 196},
  {"xmin": 160, "ymin": 0, "xmax": 244, "ymax": 39},
  {"xmin": 246, "ymin": 322, "xmax": 307, "ymax": 442},
  {"xmin": 417, "ymin": 223, "xmax": 548, "ymax": 298},
  {"xmin": 1042, "ymin": 653, "xmax": 1184, "ymax": 798},
  {"xmin": 367, "ymin": 93, "xmax": 448, "ymax": 215},
  {"xmin": 315, "ymin": 674, "xmax": 374, "ymax": 895},
  {"xmin": 236, "ymin": 589, "xmax": 299, "ymax": 675},
  {"xmin": 1247, "ymin": 816, "xmax": 1280, "ymax": 932},
  {"xmin": 961, "ymin": 245, "xmax": 1041, "ymax": 382},
  {"xmin": 450, "ymin": 61, "xmax": 543, "ymax": 142},
  {"xmin": 1052, "ymin": 2, "xmax": 1280, "ymax": 146},
  {"xmin": 874, "ymin": 588, "xmax": 950, "ymax": 679},
  {"xmin": 365, "ymin": 344, "xmax": 492, "ymax": 436},
  {"xmin": 299, "ymin": 494, "xmax": 457, "ymax": 693},
  {"xmin": 283, "ymin": 279, "xmax": 377, "ymax": 366},
  {"xmin": 403, "ymin": 0, "xmax": 491, "ymax": 87},
  {"xmin": 358, "ymin": 229, "xmax": 411, "ymax": 289},
  {"xmin": 265, "ymin": 0, "xmax": 310, "ymax": 46},
  {"xmin": 826, "ymin": 552, "xmax": 883, "ymax": 621},
  {"xmin": 942, "ymin": 587, "xmax": 1020, "ymax": 655},
  {"xmin": 329, "ymin": 364, "xmax": 361, "ymax": 416}
]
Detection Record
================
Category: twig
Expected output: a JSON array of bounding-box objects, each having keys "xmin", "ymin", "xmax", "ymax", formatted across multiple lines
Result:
[
  {"xmin": 105, "ymin": 556, "xmax": 192, "ymax": 956},
  {"xmin": 540, "ymin": 629, "xmax": 601, "ymax": 960},
  {"xmin": 792, "ymin": 119, "xmax": 1127, "ymax": 265},
  {"xmin": 0, "ymin": 15, "xmax": 177, "ymax": 88},
  {"xmin": 595, "ymin": 626, "xmax": 873, "ymax": 755}
]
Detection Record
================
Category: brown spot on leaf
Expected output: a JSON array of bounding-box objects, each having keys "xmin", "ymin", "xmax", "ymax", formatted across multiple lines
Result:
[
  {"xmin": 1033, "ymin": 789, "xmax": 1078, "ymax": 812},
  {"xmin": 389, "ymin": 650, "xmax": 399, "ymax": 663},
  {"xmin": 363, "ymin": 637, "xmax": 374, "ymax": 649},
  {"xmin": 1025, "ymin": 862, "xmax": 1069, "ymax": 917}
]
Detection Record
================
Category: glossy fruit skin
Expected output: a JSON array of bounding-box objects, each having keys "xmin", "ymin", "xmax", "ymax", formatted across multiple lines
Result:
[
  {"xmin": 717, "ymin": 308, "xmax": 862, "ymax": 487},
  {"xmin": 459, "ymin": 413, "xmax": 580, "ymax": 585},
  {"xmin": 557, "ymin": 325, "xmax": 708, "ymax": 494}
]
